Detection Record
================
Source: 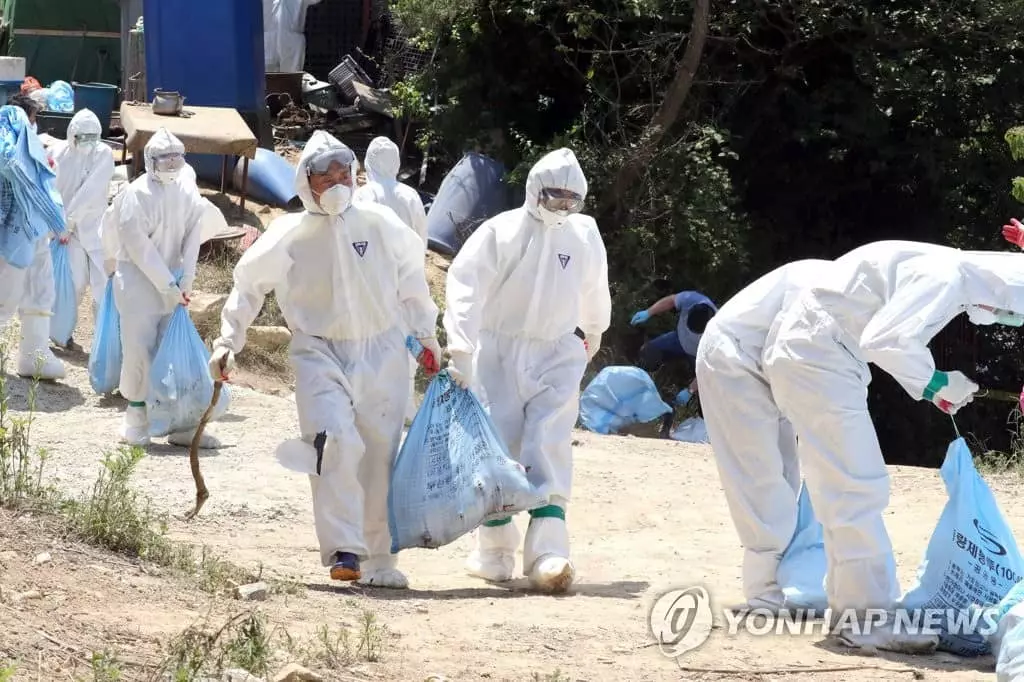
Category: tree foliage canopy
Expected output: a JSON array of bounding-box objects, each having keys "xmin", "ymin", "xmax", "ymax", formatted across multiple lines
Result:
[{"xmin": 391, "ymin": 0, "xmax": 1024, "ymax": 464}]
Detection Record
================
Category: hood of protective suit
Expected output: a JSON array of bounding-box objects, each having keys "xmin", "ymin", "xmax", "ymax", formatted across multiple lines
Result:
[
  {"xmin": 364, "ymin": 136, "xmax": 400, "ymax": 186},
  {"xmin": 296, "ymin": 130, "xmax": 355, "ymax": 215},
  {"xmin": 67, "ymin": 109, "xmax": 102, "ymax": 150},
  {"xmin": 144, "ymin": 127, "xmax": 186, "ymax": 176},
  {"xmin": 523, "ymin": 148, "xmax": 588, "ymax": 221},
  {"xmin": 956, "ymin": 252, "xmax": 1024, "ymax": 315}
]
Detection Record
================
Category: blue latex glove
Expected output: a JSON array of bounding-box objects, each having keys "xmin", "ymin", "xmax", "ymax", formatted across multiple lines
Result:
[
  {"xmin": 630, "ymin": 310, "xmax": 651, "ymax": 326},
  {"xmin": 675, "ymin": 389, "xmax": 691, "ymax": 405}
]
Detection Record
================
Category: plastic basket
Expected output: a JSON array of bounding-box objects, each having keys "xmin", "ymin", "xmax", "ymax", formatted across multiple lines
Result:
[
  {"xmin": 328, "ymin": 56, "xmax": 373, "ymax": 102},
  {"xmin": 302, "ymin": 84, "xmax": 340, "ymax": 111}
]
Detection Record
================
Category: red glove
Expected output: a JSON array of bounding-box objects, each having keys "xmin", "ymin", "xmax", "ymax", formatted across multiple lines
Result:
[
  {"xmin": 1019, "ymin": 386, "xmax": 1024, "ymax": 416},
  {"xmin": 1003, "ymin": 218, "xmax": 1024, "ymax": 249}
]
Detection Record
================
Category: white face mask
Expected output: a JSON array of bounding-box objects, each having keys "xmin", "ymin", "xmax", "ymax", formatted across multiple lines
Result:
[
  {"xmin": 153, "ymin": 169, "xmax": 181, "ymax": 184},
  {"xmin": 537, "ymin": 204, "xmax": 570, "ymax": 228},
  {"xmin": 317, "ymin": 184, "xmax": 352, "ymax": 216}
]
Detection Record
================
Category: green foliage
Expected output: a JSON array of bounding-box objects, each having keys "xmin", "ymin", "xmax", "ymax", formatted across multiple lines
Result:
[{"xmin": 390, "ymin": 0, "xmax": 1024, "ymax": 461}]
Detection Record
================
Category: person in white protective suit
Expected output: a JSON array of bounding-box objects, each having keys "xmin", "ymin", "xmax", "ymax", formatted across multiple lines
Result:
[
  {"xmin": 760, "ymin": 240, "xmax": 1022, "ymax": 654},
  {"xmin": 354, "ymin": 136, "xmax": 430, "ymax": 422},
  {"xmin": 443, "ymin": 148, "xmax": 612, "ymax": 594},
  {"xmin": 0, "ymin": 96, "xmax": 66, "ymax": 380},
  {"xmin": 112, "ymin": 128, "xmax": 215, "ymax": 449},
  {"xmin": 694, "ymin": 257, "xmax": 833, "ymax": 612},
  {"xmin": 264, "ymin": 0, "xmax": 323, "ymax": 73},
  {"xmin": 207, "ymin": 131, "xmax": 441, "ymax": 588},
  {"xmin": 52, "ymin": 109, "xmax": 115, "ymax": 337}
]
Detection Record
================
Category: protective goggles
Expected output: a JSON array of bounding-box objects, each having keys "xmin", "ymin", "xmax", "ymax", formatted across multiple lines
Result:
[
  {"xmin": 539, "ymin": 187, "xmax": 584, "ymax": 213},
  {"xmin": 152, "ymin": 152, "xmax": 185, "ymax": 173},
  {"xmin": 305, "ymin": 147, "xmax": 356, "ymax": 176},
  {"xmin": 74, "ymin": 132, "xmax": 100, "ymax": 145}
]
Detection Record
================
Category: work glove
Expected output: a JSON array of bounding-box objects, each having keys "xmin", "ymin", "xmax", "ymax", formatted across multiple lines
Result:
[
  {"xmin": 209, "ymin": 346, "xmax": 235, "ymax": 382},
  {"xmin": 584, "ymin": 333, "xmax": 601, "ymax": 362},
  {"xmin": 416, "ymin": 336, "xmax": 442, "ymax": 376},
  {"xmin": 630, "ymin": 310, "xmax": 651, "ymax": 326},
  {"xmin": 1019, "ymin": 386, "xmax": 1024, "ymax": 417},
  {"xmin": 103, "ymin": 258, "xmax": 116, "ymax": 277},
  {"xmin": 446, "ymin": 350, "xmax": 474, "ymax": 390},
  {"xmin": 180, "ymin": 290, "xmax": 191, "ymax": 307},
  {"xmin": 1003, "ymin": 218, "xmax": 1024, "ymax": 249},
  {"xmin": 930, "ymin": 370, "xmax": 979, "ymax": 415}
]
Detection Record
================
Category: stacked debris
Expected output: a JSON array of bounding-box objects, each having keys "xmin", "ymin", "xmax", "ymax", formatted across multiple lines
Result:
[{"xmin": 266, "ymin": 54, "xmax": 397, "ymax": 156}]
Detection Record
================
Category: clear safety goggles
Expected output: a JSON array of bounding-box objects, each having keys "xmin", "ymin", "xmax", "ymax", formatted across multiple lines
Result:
[
  {"xmin": 74, "ymin": 132, "xmax": 100, "ymax": 146},
  {"xmin": 305, "ymin": 147, "xmax": 356, "ymax": 176},
  {"xmin": 152, "ymin": 152, "xmax": 185, "ymax": 173},
  {"xmin": 539, "ymin": 187, "xmax": 584, "ymax": 213}
]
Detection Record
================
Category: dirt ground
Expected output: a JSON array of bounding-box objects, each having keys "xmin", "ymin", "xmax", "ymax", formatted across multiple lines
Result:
[{"xmin": 0, "ymin": 192, "xmax": 1012, "ymax": 681}]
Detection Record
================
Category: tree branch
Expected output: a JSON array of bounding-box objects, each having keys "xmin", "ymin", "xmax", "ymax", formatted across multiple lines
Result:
[{"xmin": 601, "ymin": 0, "xmax": 711, "ymax": 217}]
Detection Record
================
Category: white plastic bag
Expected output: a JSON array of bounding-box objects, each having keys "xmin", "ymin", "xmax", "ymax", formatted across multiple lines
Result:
[{"xmin": 670, "ymin": 417, "xmax": 709, "ymax": 443}]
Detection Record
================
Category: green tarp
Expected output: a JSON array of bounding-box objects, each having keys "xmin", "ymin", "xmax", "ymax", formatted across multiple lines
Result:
[{"xmin": 2, "ymin": 0, "xmax": 121, "ymax": 87}]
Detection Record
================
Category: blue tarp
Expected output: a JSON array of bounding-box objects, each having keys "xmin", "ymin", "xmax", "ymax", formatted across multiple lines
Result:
[
  {"xmin": 425, "ymin": 152, "xmax": 510, "ymax": 256},
  {"xmin": 0, "ymin": 105, "xmax": 66, "ymax": 267}
]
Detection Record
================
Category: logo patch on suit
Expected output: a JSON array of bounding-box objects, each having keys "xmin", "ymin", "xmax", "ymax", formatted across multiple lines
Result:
[
  {"xmin": 353, "ymin": 241, "xmax": 368, "ymax": 257},
  {"xmin": 557, "ymin": 253, "xmax": 571, "ymax": 269}
]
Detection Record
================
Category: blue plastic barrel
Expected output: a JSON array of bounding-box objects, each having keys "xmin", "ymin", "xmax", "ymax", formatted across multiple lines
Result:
[
  {"xmin": 0, "ymin": 80, "xmax": 23, "ymax": 106},
  {"xmin": 72, "ymin": 82, "xmax": 119, "ymax": 135}
]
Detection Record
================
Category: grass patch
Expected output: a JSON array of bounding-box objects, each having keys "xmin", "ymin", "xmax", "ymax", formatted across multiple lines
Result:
[{"xmin": 158, "ymin": 607, "xmax": 389, "ymax": 680}]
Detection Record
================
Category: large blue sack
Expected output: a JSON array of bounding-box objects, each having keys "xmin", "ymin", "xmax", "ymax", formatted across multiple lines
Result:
[
  {"xmin": 89, "ymin": 276, "xmax": 122, "ymax": 395},
  {"xmin": 778, "ymin": 481, "xmax": 828, "ymax": 611},
  {"xmin": 899, "ymin": 437, "xmax": 1024, "ymax": 656},
  {"xmin": 387, "ymin": 370, "xmax": 546, "ymax": 553},
  {"xmin": 579, "ymin": 366, "xmax": 672, "ymax": 435},
  {"xmin": 48, "ymin": 239, "xmax": 77, "ymax": 346},
  {"xmin": 146, "ymin": 303, "xmax": 230, "ymax": 438},
  {"xmin": 0, "ymin": 105, "xmax": 65, "ymax": 268}
]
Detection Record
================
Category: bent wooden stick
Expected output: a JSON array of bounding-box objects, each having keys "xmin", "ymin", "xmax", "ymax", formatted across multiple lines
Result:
[{"xmin": 185, "ymin": 380, "xmax": 222, "ymax": 520}]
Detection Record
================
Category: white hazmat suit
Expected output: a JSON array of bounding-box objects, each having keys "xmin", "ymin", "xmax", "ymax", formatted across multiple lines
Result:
[
  {"xmin": 443, "ymin": 148, "xmax": 612, "ymax": 593},
  {"xmin": 111, "ymin": 128, "xmax": 210, "ymax": 449},
  {"xmin": 264, "ymin": 0, "xmax": 323, "ymax": 73},
  {"xmin": 354, "ymin": 136, "xmax": 429, "ymax": 422},
  {"xmin": 53, "ymin": 109, "xmax": 115, "ymax": 324},
  {"xmin": 762, "ymin": 240, "xmax": 993, "ymax": 653},
  {"xmin": 210, "ymin": 131, "xmax": 439, "ymax": 588},
  {"xmin": 694, "ymin": 258, "xmax": 832, "ymax": 613}
]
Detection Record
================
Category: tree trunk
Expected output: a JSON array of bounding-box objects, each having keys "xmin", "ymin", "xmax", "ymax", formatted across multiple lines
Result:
[{"xmin": 602, "ymin": 0, "xmax": 711, "ymax": 217}]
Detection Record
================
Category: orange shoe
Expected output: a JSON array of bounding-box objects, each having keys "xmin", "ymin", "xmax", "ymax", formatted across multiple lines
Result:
[{"xmin": 330, "ymin": 552, "xmax": 361, "ymax": 581}]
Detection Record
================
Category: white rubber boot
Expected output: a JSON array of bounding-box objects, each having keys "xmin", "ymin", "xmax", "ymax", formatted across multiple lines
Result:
[
  {"xmin": 523, "ymin": 501, "xmax": 574, "ymax": 594},
  {"xmin": 168, "ymin": 429, "xmax": 222, "ymax": 449},
  {"xmin": 356, "ymin": 554, "xmax": 409, "ymax": 589},
  {"xmin": 466, "ymin": 520, "xmax": 519, "ymax": 582},
  {"xmin": 16, "ymin": 313, "xmax": 65, "ymax": 380},
  {"xmin": 119, "ymin": 405, "xmax": 151, "ymax": 447}
]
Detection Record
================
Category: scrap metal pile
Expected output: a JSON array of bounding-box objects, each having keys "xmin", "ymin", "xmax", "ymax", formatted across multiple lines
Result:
[{"xmin": 267, "ymin": 55, "xmax": 394, "ymax": 156}]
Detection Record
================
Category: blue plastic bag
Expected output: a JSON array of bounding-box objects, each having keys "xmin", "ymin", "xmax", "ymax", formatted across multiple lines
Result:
[
  {"xmin": 48, "ymin": 239, "xmax": 77, "ymax": 346},
  {"xmin": 387, "ymin": 370, "xmax": 547, "ymax": 553},
  {"xmin": 146, "ymin": 304, "xmax": 230, "ymax": 438},
  {"xmin": 899, "ymin": 437, "xmax": 1024, "ymax": 656},
  {"xmin": 89, "ymin": 276, "xmax": 122, "ymax": 395},
  {"xmin": 579, "ymin": 366, "xmax": 672, "ymax": 435},
  {"xmin": 777, "ymin": 482, "xmax": 828, "ymax": 611},
  {"xmin": 46, "ymin": 81, "xmax": 74, "ymax": 113},
  {"xmin": 0, "ymin": 105, "xmax": 65, "ymax": 267}
]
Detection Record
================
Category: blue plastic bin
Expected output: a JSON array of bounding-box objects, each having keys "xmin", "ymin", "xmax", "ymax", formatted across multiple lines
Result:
[
  {"xmin": 0, "ymin": 80, "xmax": 23, "ymax": 105},
  {"xmin": 72, "ymin": 82, "xmax": 119, "ymax": 135}
]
